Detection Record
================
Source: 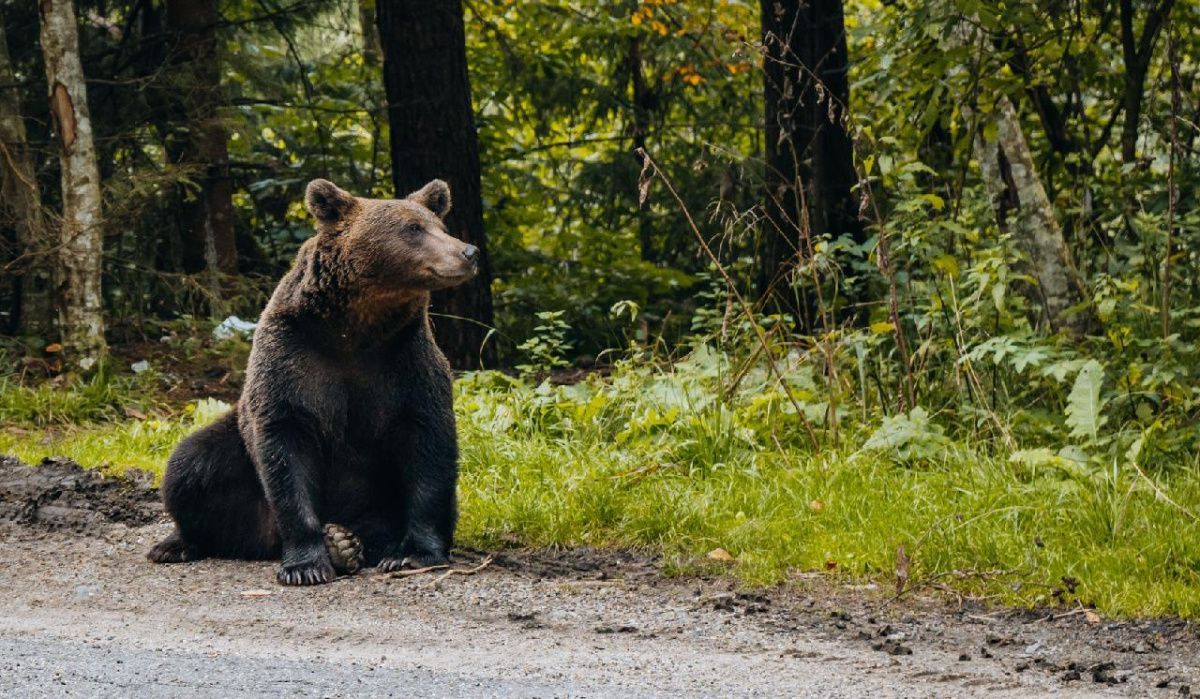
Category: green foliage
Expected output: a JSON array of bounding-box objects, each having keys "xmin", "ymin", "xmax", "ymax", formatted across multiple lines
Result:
[{"xmin": 516, "ymin": 311, "xmax": 574, "ymax": 374}]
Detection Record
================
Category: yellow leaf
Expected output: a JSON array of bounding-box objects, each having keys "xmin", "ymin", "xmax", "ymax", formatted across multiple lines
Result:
[
  {"xmin": 631, "ymin": 13, "xmax": 642, "ymax": 26},
  {"xmin": 869, "ymin": 321, "xmax": 895, "ymax": 335},
  {"xmin": 932, "ymin": 255, "xmax": 960, "ymax": 277},
  {"xmin": 707, "ymin": 547, "xmax": 734, "ymax": 562},
  {"xmin": 44, "ymin": 343, "xmax": 62, "ymax": 353},
  {"xmin": 809, "ymin": 499, "xmax": 824, "ymax": 511}
]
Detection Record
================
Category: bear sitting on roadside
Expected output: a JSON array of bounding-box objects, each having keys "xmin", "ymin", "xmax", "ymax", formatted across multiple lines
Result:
[{"xmin": 147, "ymin": 178, "xmax": 478, "ymax": 586}]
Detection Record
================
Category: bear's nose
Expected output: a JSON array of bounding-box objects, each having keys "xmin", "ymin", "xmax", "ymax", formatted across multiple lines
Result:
[{"xmin": 462, "ymin": 245, "xmax": 479, "ymax": 263}]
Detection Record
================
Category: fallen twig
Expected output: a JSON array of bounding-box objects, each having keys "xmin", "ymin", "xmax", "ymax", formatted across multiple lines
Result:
[
  {"xmin": 420, "ymin": 555, "xmax": 495, "ymax": 588},
  {"xmin": 381, "ymin": 564, "xmax": 450, "ymax": 579}
]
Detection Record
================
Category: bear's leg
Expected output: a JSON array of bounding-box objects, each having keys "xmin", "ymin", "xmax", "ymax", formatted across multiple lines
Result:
[
  {"xmin": 377, "ymin": 421, "xmax": 458, "ymax": 571},
  {"xmin": 148, "ymin": 410, "xmax": 279, "ymax": 564},
  {"xmin": 247, "ymin": 422, "xmax": 336, "ymax": 586}
]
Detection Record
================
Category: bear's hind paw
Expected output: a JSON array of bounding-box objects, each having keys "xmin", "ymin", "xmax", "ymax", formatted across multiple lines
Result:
[
  {"xmin": 323, "ymin": 523, "xmax": 364, "ymax": 575},
  {"xmin": 147, "ymin": 532, "xmax": 199, "ymax": 564}
]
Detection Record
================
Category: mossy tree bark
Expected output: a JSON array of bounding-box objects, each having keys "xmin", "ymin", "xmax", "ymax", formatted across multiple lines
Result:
[
  {"xmin": 972, "ymin": 96, "xmax": 1096, "ymax": 338},
  {"xmin": 39, "ymin": 0, "xmax": 106, "ymax": 370}
]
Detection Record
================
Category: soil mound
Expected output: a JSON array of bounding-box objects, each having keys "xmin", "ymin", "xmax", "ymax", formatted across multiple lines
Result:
[{"xmin": 0, "ymin": 455, "xmax": 160, "ymax": 531}]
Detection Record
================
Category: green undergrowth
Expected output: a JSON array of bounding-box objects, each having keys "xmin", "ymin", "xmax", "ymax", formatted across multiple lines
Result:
[{"xmin": 2, "ymin": 355, "xmax": 1199, "ymax": 619}]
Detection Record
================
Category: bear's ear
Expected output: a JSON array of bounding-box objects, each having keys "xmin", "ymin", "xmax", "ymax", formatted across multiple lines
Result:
[
  {"xmin": 305, "ymin": 179, "xmax": 356, "ymax": 224},
  {"xmin": 407, "ymin": 179, "xmax": 452, "ymax": 219}
]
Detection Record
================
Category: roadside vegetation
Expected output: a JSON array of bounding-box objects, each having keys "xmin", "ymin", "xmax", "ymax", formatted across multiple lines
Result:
[{"xmin": 4, "ymin": 314, "xmax": 1199, "ymax": 619}]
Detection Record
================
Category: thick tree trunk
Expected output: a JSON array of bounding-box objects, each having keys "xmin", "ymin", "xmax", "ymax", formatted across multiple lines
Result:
[
  {"xmin": 757, "ymin": 0, "xmax": 862, "ymax": 321},
  {"xmin": 972, "ymin": 96, "xmax": 1095, "ymax": 337},
  {"xmin": 0, "ymin": 21, "xmax": 54, "ymax": 341},
  {"xmin": 377, "ymin": 0, "xmax": 496, "ymax": 369},
  {"xmin": 39, "ymin": 0, "xmax": 106, "ymax": 370},
  {"xmin": 166, "ymin": 0, "xmax": 236, "ymax": 284}
]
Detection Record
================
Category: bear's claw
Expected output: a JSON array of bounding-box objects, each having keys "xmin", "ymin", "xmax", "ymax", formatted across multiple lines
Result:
[
  {"xmin": 377, "ymin": 550, "xmax": 449, "ymax": 572},
  {"xmin": 277, "ymin": 557, "xmax": 336, "ymax": 586}
]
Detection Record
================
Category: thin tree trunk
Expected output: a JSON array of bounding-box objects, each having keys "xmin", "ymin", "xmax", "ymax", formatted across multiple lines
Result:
[
  {"xmin": 166, "ymin": 0, "xmax": 236, "ymax": 285},
  {"xmin": 377, "ymin": 0, "xmax": 496, "ymax": 369},
  {"xmin": 0, "ymin": 20, "xmax": 54, "ymax": 341},
  {"xmin": 629, "ymin": 36, "xmax": 654, "ymax": 263},
  {"xmin": 1118, "ymin": 0, "xmax": 1175, "ymax": 162},
  {"xmin": 39, "ymin": 0, "xmax": 106, "ymax": 369},
  {"xmin": 971, "ymin": 96, "xmax": 1095, "ymax": 338},
  {"xmin": 757, "ymin": 0, "xmax": 862, "ymax": 322},
  {"xmin": 358, "ymin": 0, "xmax": 382, "ymax": 67}
]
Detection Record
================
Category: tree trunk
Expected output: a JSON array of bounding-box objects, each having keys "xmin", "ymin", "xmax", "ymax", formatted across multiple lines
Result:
[
  {"xmin": 377, "ymin": 0, "xmax": 496, "ymax": 369},
  {"xmin": 629, "ymin": 36, "xmax": 654, "ymax": 263},
  {"xmin": 972, "ymin": 96, "xmax": 1095, "ymax": 338},
  {"xmin": 0, "ymin": 20, "xmax": 54, "ymax": 341},
  {"xmin": 358, "ymin": 0, "xmax": 382, "ymax": 67},
  {"xmin": 1118, "ymin": 0, "xmax": 1175, "ymax": 162},
  {"xmin": 39, "ymin": 0, "xmax": 106, "ymax": 370},
  {"xmin": 757, "ymin": 0, "xmax": 862, "ymax": 321},
  {"xmin": 166, "ymin": 0, "xmax": 236, "ymax": 285}
]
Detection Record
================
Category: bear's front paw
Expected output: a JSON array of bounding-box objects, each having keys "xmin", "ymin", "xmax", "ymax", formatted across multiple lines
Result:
[
  {"xmin": 377, "ymin": 550, "xmax": 449, "ymax": 572},
  {"xmin": 277, "ymin": 555, "xmax": 336, "ymax": 586}
]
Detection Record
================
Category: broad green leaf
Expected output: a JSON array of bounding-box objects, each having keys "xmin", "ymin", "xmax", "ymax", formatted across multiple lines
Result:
[{"xmin": 1065, "ymin": 360, "xmax": 1107, "ymax": 442}]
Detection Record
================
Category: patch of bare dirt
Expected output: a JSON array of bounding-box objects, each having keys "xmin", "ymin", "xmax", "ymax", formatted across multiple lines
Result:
[{"xmin": 0, "ymin": 455, "xmax": 160, "ymax": 531}]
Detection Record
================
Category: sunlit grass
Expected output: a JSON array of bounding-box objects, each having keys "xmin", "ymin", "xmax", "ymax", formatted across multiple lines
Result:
[{"xmin": 3, "ymin": 367, "xmax": 1199, "ymax": 618}]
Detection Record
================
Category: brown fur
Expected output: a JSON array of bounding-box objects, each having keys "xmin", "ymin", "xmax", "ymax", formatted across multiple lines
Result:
[{"xmin": 149, "ymin": 178, "xmax": 478, "ymax": 586}]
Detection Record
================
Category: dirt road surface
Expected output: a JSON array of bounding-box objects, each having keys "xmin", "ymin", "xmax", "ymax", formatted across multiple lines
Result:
[{"xmin": 1, "ymin": 456, "xmax": 1197, "ymax": 697}]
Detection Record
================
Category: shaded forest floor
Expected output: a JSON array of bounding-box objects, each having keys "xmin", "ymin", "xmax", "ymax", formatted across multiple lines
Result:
[{"xmin": 1, "ymin": 455, "xmax": 1197, "ymax": 697}]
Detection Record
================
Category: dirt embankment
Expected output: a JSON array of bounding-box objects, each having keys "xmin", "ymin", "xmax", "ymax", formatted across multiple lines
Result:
[{"xmin": 0, "ymin": 456, "xmax": 1197, "ymax": 697}]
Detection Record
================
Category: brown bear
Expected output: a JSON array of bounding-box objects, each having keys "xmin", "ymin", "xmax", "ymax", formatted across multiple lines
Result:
[{"xmin": 147, "ymin": 178, "xmax": 477, "ymax": 585}]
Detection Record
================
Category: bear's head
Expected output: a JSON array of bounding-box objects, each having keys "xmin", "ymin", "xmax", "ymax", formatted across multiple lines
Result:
[{"xmin": 304, "ymin": 178, "xmax": 478, "ymax": 291}]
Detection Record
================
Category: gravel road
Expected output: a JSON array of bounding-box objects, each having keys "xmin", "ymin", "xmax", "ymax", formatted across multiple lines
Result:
[{"xmin": 0, "ymin": 456, "xmax": 1196, "ymax": 697}]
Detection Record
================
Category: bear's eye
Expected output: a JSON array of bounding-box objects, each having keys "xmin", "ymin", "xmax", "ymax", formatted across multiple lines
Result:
[{"xmin": 402, "ymin": 223, "xmax": 424, "ymax": 237}]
